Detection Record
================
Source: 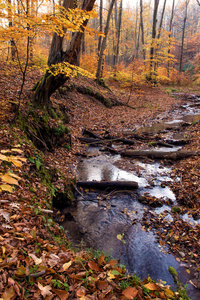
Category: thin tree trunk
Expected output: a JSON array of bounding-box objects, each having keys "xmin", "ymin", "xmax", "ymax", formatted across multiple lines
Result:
[
  {"xmin": 140, "ymin": 0, "xmax": 145, "ymax": 62},
  {"xmin": 149, "ymin": 0, "xmax": 159, "ymax": 81},
  {"xmin": 97, "ymin": 0, "xmax": 103, "ymax": 53},
  {"xmin": 113, "ymin": 0, "xmax": 122, "ymax": 69},
  {"xmin": 179, "ymin": 0, "xmax": 189, "ymax": 73},
  {"xmin": 7, "ymin": 0, "xmax": 16, "ymax": 61},
  {"xmin": 96, "ymin": 0, "xmax": 116, "ymax": 81},
  {"xmin": 154, "ymin": 0, "xmax": 167, "ymax": 70},
  {"xmin": 167, "ymin": 0, "xmax": 175, "ymax": 78}
]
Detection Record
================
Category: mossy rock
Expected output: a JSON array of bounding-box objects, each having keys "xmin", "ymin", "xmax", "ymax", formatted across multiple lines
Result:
[
  {"xmin": 17, "ymin": 108, "xmax": 71, "ymax": 151},
  {"xmin": 171, "ymin": 206, "xmax": 181, "ymax": 213}
]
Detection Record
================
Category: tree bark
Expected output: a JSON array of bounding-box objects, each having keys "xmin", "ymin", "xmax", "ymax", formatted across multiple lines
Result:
[
  {"xmin": 149, "ymin": 0, "xmax": 159, "ymax": 81},
  {"xmin": 97, "ymin": 0, "xmax": 103, "ymax": 53},
  {"xmin": 179, "ymin": 0, "xmax": 190, "ymax": 73},
  {"xmin": 33, "ymin": 0, "xmax": 96, "ymax": 108},
  {"xmin": 167, "ymin": 0, "xmax": 175, "ymax": 78},
  {"xmin": 113, "ymin": 0, "xmax": 122, "ymax": 70},
  {"xmin": 96, "ymin": 0, "xmax": 116, "ymax": 81},
  {"xmin": 140, "ymin": 0, "xmax": 146, "ymax": 62},
  {"xmin": 47, "ymin": 0, "xmax": 76, "ymax": 66}
]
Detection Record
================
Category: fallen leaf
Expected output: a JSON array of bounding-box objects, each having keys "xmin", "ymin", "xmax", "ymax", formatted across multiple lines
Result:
[
  {"xmin": 96, "ymin": 280, "xmax": 108, "ymax": 290},
  {"xmin": 1, "ymin": 173, "xmax": 18, "ymax": 185},
  {"xmin": 0, "ymin": 209, "xmax": 10, "ymax": 222},
  {"xmin": 29, "ymin": 253, "xmax": 43, "ymax": 265},
  {"xmin": 88, "ymin": 261, "xmax": 100, "ymax": 272},
  {"xmin": 144, "ymin": 282, "xmax": 158, "ymax": 291},
  {"xmin": 76, "ymin": 286, "xmax": 87, "ymax": 297},
  {"xmin": 122, "ymin": 287, "xmax": 138, "ymax": 299},
  {"xmin": 62, "ymin": 260, "xmax": 72, "ymax": 271},
  {"xmin": 52, "ymin": 288, "xmax": 69, "ymax": 300},
  {"xmin": 0, "ymin": 184, "xmax": 13, "ymax": 192},
  {"xmin": 1, "ymin": 286, "xmax": 16, "ymax": 300},
  {"xmin": 98, "ymin": 254, "xmax": 105, "ymax": 265},
  {"xmin": 165, "ymin": 288, "xmax": 174, "ymax": 297},
  {"xmin": 38, "ymin": 282, "xmax": 52, "ymax": 298}
]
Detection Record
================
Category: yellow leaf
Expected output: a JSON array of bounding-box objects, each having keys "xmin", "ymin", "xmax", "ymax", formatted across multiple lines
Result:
[
  {"xmin": 186, "ymin": 269, "xmax": 190, "ymax": 274},
  {"xmin": 11, "ymin": 148, "xmax": 23, "ymax": 153},
  {"xmin": 0, "ymin": 184, "xmax": 13, "ymax": 192},
  {"xmin": 1, "ymin": 173, "xmax": 18, "ymax": 185},
  {"xmin": 107, "ymin": 270, "xmax": 115, "ymax": 280},
  {"xmin": 2, "ymin": 246, "xmax": 6, "ymax": 257},
  {"xmin": 8, "ymin": 158, "xmax": 22, "ymax": 168},
  {"xmin": 62, "ymin": 260, "xmax": 72, "ymax": 271},
  {"xmin": 16, "ymin": 265, "xmax": 27, "ymax": 277},
  {"xmin": 165, "ymin": 288, "xmax": 174, "ymax": 297},
  {"xmin": 0, "ymin": 154, "xmax": 9, "ymax": 161},
  {"xmin": 8, "ymin": 173, "xmax": 21, "ymax": 180}
]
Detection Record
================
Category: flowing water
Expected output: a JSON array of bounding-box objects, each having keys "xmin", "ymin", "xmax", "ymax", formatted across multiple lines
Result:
[{"xmin": 61, "ymin": 95, "xmax": 200, "ymax": 299}]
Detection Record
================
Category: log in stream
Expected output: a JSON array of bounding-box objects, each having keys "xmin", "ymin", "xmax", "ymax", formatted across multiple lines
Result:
[
  {"xmin": 76, "ymin": 181, "xmax": 138, "ymax": 190},
  {"xmin": 120, "ymin": 150, "xmax": 200, "ymax": 160}
]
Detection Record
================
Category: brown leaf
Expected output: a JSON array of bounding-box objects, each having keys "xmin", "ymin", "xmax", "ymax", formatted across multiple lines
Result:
[
  {"xmin": 122, "ymin": 287, "xmax": 138, "ymax": 299},
  {"xmin": 52, "ymin": 288, "xmax": 69, "ymax": 300},
  {"xmin": 96, "ymin": 280, "xmax": 108, "ymax": 290},
  {"xmin": 38, "ymin": 282, "xmax": 52, "ymax": 298},
  {"xmin": 88, "ymin": 261, "xmax": 100, "ymax": 272},
  {"xmin": 1, "ymin": 286, "xmax": 16, "ymax": 300},
  {"xmin": 75, "ymin": 286, "xmax": 87, "ymax": 297}
]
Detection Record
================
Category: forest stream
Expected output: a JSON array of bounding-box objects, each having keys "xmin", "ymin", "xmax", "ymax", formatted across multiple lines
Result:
[{"xmin": 61, "ymin": 94, "xmax": 200, "ymax": 299}]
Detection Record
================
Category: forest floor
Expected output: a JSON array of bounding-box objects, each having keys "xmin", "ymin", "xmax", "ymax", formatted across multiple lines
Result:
[{"xmin": 0, "ymin": 61, "xmax": 200, "ymax": 299}]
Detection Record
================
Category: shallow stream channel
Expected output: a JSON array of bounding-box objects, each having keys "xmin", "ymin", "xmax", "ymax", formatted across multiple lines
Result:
[{"xmin": 61, "ymin": 94, "xmax": 200, "ymax": 299}]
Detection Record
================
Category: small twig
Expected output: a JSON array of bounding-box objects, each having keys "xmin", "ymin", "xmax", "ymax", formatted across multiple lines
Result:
[
  {"xmin": 75, "ymin": 186, "xmax": 86, "ymax": 199},
  {"xmin": 30, "ymin": 271, "xmax": 46, "ymax": 277},
  {"xmin": 28, "ymin": 128, "xmax": 49, "ymax": 150}
]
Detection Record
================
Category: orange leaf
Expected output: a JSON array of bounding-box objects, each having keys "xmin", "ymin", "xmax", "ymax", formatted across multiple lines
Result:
[
  {"xmin": 52, "ymin": 288, "xmax": 69, "ymax": 300},
  {"xmin": 122, "ymin": 287, "xmax": 138, "ymax": 299},
  {"xmin": 98, "ymin": 254, "xmax": 105, "ymax": 265},
  {"xmin": 144, "ymin": 282, "xmax": 158, "ymax": 291},
  {"xmin": 88, "ymin": 260, "xmax": 100, "ymax": 272}
]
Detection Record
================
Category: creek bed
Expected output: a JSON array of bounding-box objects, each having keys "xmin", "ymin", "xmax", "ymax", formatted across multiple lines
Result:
[{"xmin": 61, "ymin": 95, "xmax": 200, "ymax": 299}]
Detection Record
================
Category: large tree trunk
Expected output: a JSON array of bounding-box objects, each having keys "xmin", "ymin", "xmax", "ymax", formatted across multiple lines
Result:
[{"xmin": 33, "ymin": 0, "xmax": 96, "ymax": 108}]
